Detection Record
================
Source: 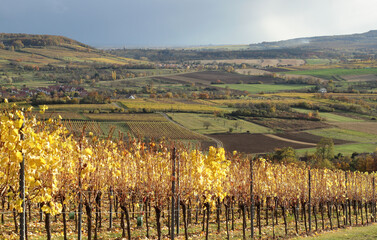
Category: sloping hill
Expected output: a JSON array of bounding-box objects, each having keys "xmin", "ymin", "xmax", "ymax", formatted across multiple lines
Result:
[
  {"xmin": 0, "ymin": 33, "xmax": 148, "ymax": 68},
  {"xmin": 248, "ymin": 30, "xmax": 377, "ymax": 51}
]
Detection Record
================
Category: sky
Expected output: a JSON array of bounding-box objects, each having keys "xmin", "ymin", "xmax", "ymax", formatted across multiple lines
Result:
[{"xmin": 1, "ymin": 0, "xmax": 377, "ymax": 48}]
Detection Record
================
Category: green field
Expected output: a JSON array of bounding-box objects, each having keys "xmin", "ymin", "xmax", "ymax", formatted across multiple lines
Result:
[
  {"xmin": 297, "ymin": 143, "xmax": 377, "ymax": 156},
  {"xmin": 214, "ymin": 84, "xmax": 314, "ymax": 94},
  {"xmin": 306, "ymin": 128, "xmax": 377, "ymax": 143},
  {"xmin": 167, "ymin": 113, "xmax": 271, "ymax": 134},
  {"xmin": 285, "ymin": 68, "xmax": 377, "ymax": 79},
  {"xmin": 293, "ymin": 108, "xmax": 363, "ymax": 122}
]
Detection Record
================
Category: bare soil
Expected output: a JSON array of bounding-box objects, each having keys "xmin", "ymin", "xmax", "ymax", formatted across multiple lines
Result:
[
  {"xmin": 341, "ymin": 74, "xmax": 377, "ymax": 82},
  {"xmin": 247, "ymin": 118, "xmax": 331, "ymax": 131},
  {"xmin": 275, "ymin": 132, "xmax": 351, "ymax": 145},
  {"xmin": 155, "ymin": 71, "xmax": 281, "ymax": 85},
  {"xmin": 331, "ymin": 121, "xmax": 377, "ymax": 135},
  {"xmin": 208, "ymin": 133, "xmax": 315, "ymax": 154}
]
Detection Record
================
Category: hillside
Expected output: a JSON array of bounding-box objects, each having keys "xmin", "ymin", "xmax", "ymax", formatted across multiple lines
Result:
[
  {"xmin": 0, "ymin": 33, "xmax": 148, "ymax": 68},
  {"xmin": 248, "ymin": 30, "xmax": 377, "ymax": 51}
]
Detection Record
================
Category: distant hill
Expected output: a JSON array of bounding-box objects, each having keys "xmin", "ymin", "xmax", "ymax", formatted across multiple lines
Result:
[
  {"xmin": 0, "ymin": 33, "xmax": 92, "ymax": 49},
  {"xmin": 0, "ymin": 33, "xmax": 148, "ymax": 68},
  {"xmin": 248, "ymin": 30, "xmax": 377, "ymax": 51}
]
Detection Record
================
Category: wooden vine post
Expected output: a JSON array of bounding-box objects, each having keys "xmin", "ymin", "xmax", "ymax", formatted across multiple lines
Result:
[
  {"xmin": 19, "ymin": 123, "xmax": 25, "ymax": 240},
  {"xmin": 171, "ymin": 147, "xmax": 176, "ymax": 240},
  {"xmin": 250, "ymin": 157, "xmax": 254, "ymax": 239},
  {"xmin": 373, "ymin": 176, "xmax": 376, "ymax": 222},
  {"xmin": 308, "ymin": 168, "xmax": 311, "ymax": 232}
]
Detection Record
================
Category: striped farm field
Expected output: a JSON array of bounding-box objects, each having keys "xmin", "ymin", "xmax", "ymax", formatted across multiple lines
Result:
[
  {"xmin": 42, "ymin": 104, "xmax": 115, "ymax": 112},
  {"xmin": 63, "ymin": 120, "xmax": 103, "ymax": 135},
  {"xmin": 34, "ymin": 111, "xmax": 85, "ymax": 120},
  {"xmin": 119, "ymin": 99, "xmax": 227, "ymax": 113},
  {"xmin": 85, "ymin": 113, "xmax": 167, "ymax": 122},
  {"xmin": 126, "ymin": 121, "xmax": 207, "ymax": 140}
]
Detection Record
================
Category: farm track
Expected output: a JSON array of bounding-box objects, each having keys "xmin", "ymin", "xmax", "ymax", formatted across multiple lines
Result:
[
  {"xmin": 159, "ymin": 112, "xmax": 223, "ymax": 147},
  {"xmin": 263, "ymin": 134, "xmax": 317, "ymax": 146}
]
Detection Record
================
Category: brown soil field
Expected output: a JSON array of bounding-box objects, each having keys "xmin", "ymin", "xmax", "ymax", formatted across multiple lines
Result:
[
  {"xmin": 235, "ymin": 68, "xmax": 270, "ymax": 75},
  {"xmin": 199, "ymin": 59, "xmax": 305, "ymax": 67},
  {"xmin": 156, "ymin": 71, "xmax": 280, "ymax": 85},
  {"xmin": 262, "ymin": 67, "xmax": 292, "ymax": 72},
  {"xmin": 247, "ymin": 118, "xmax": 331, "ymax": 131},
  {"xmin": 199, "ymin": 59, "xmax": 263, "ymax": 65},
  {"xmin": 341, "ymin": 74, "xmax": 377, "ymax": 82},
  {"xmin": 208, "ymin": 133, "xmax": 315, "ymax": 154},
  {"xmin": 275, "ymin": 132, "xmax": 351, "ymax": 145},
  {"xmin": 331, "ymin": 121, "xmax": 377, "ymax": 135}
]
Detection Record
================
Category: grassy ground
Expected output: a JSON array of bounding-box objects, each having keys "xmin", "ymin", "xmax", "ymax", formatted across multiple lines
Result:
[
  {"xmin": 306, "ymin": 128, "xmax": 377, "ymax": 143},
  {"xmin": 292, "ymin": 109, "xmax": 364, "ymax": 122},
  {"xmin": 294, "ymin": 223, "xmax": 377, "ymax": 240},
  {"xmin": 285, "ymin": 68, "xmax": 377, "ymax": 79},
  {"xmin": 214, "ymin": 84, "xmax": 314, "ymax": 94},
  {"xmin": 167, "ymin": 113, "xmax": 272, "ymax": 134},
  {"xmin": 299, "ymin": 127, "xmax": 377, "ymax": 156},
  {"xmin": 305, "ymin": 59, "xmax": 332, "ymax": 65},
  {"xmin": 296, "ymin": 143, "xmax": 377, "ymax": 156}
]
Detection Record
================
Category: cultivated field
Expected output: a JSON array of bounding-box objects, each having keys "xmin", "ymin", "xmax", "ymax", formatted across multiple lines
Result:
[
  {"xmin": 155, "ymin": 70, "xmax": 280, "ymax": 85},
  {"xmin": 42, "ymin": 104, "xmax": 115, "ymax": 112},
  {"xmin": 214, "ymin": 83, "xmax": 314, "ymax": 93},
  {"xmin": 85, "ymin": 113, "xmax": 167, "ymax": 122},
  {"xmin": 248, "ymin": 118, "xmax": 330, "ymax": 131},
  {"xmin": 285, "ymin": 67, "xmax": 377, "ymax": 79},
  {"xmin": 119, "ymin": 99, "xmax": 226, "ymax": 113},
  {"xmin": 209, "ymin": 133, "xmax": 315, "ymax": 154},
  {"xmin": 127, "ymin": 121, "xmax": 208, "ymax": 140},
  {"xmin": 341, "ymin": 74, "xmax": 377, "ymax": 82},
  {"xmin": 63, "ymin": 120, "xmax": 103, "ymax": 135},
  {"xmin": 167, "ymin": 112, "xmax": 271, "ymax": 134},
  {"xmin": 331, "ymin": 121, "xmax": 377, "ymax": 135},
  {"xmin": 199, "ymin": 58, "xmax": 305, "ymax": 67},
  {"xmin": 34, "ymin": 111, "xmax": 85, "ymax": 120}
]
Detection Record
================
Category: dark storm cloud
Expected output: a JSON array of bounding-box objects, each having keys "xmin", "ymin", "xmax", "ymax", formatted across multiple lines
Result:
[{"xmin": 0, "ymin": 0, "xmax": 376, "ymax": 47}]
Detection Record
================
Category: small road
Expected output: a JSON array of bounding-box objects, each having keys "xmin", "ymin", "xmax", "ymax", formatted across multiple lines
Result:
[
  {"xmin": 159, "ymin": 112, "xmax": 223, "ymax": 148},
  {"xmin": 263, "ymin": 134, "xmax": 317, "ymax": 146}
]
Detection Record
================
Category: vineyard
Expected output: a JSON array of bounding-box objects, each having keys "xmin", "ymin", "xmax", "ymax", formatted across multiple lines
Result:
[
  {"xmin": 119, "ymin": 99, "xmax": 226, "ymax": 113},
  {"xmin": 126, "ymin": 121, "xmax": 207, "ymax": 140},
  {"xmin": 1, "ymin": 104, "xmax": 377, "ymax": 240},
  {"xmin": 85, "ymin": 113, "xmax": 167, "ymax": 122},
  {"xmin": 63, "ymin": 120, "xmax": 103, "ymax": 136}
]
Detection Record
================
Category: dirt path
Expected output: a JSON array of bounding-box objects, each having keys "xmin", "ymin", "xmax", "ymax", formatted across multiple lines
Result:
[{"xmin": 264, "ymin": 134, "xmax": 317, "ymax": 146}]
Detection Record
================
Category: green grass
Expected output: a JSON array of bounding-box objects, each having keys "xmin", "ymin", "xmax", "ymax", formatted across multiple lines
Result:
[
  {"xmin": 294, "ymin": 223, "xmax": 377, "ymax": 240},
  {"xmin": 297, "ymin": 143, "xmax": 377, "ymax": 156},
  {"xmin": 285, "ymin": 68, "xmax": 377, "ymax": 79},
  {"xmin": 293, "ymin": 108, "xmax": 364, "ymax": 122},
  {"xmin": 214, "ymin": 84, "xmax": 314, "ymax": 94},
  {"xmin": 167, "ymin": 113, "xmax": 272, "ymax": 134},
  {"xmin": 306, "ymin": 128, "xmax": 377, "ymax": 143}
]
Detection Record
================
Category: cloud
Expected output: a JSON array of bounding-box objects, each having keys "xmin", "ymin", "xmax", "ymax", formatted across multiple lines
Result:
[{"xmin": 0, "ymin": 0, "xmax": 376, "ymax": 47}]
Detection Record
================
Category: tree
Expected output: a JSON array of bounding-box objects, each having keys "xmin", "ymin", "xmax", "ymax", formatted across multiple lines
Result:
[
  {"xmin": 273, "ymin": 147, "xmax": 297, "ymax": 164},
  {"xmin": 111, "ymin": 71, "xmax": 117, "ymax": 80},
  {"xmin": 226, "ymin": 66, "xmax": 234, "ymax": 73},
  {"xmin": 203, "ymin": 121, "xmax": 212, "ymax": 129},
  {"xmin": 12, "ymin": 40, "xmax": 24, "ymax": 50},
  {"xmin": 315, "ymin": 137, "xmax": 334, "ymax": 161}
]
